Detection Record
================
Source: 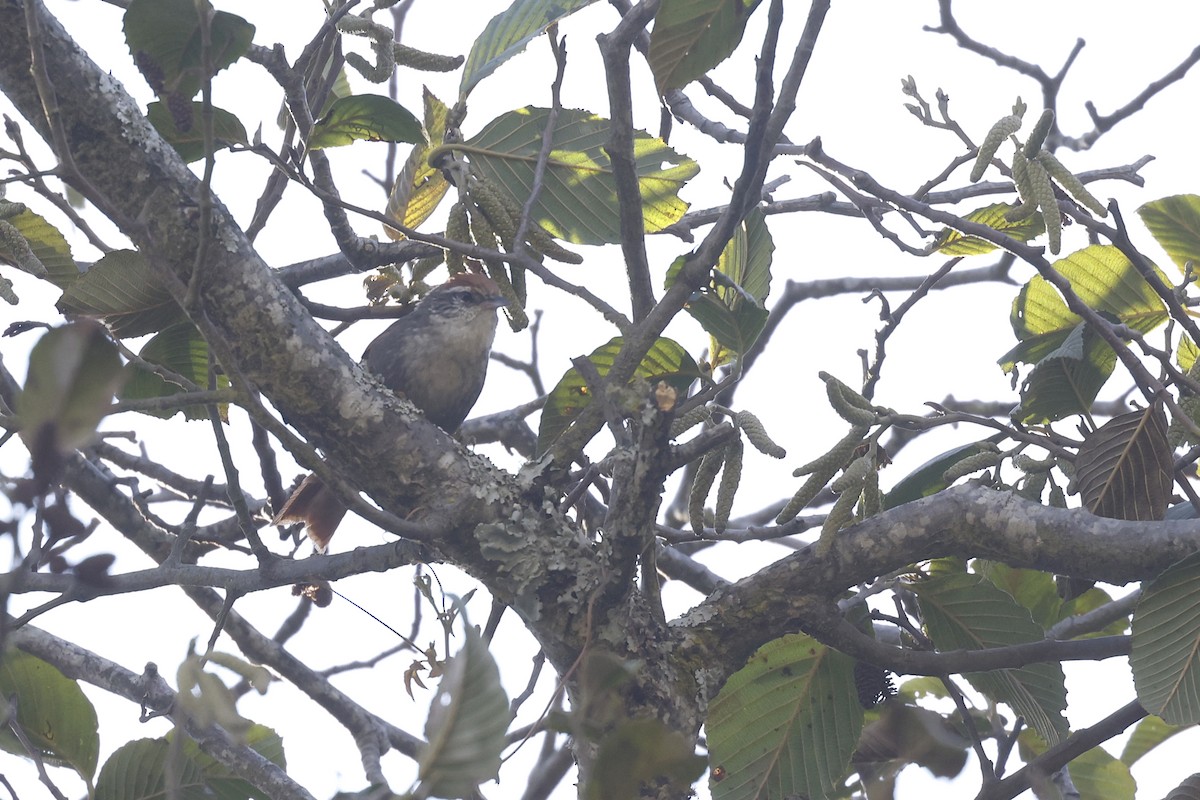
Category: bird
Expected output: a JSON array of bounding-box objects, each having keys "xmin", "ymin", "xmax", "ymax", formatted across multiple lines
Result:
[{"xmin": 273, "ymin": 272, "xmax": 507, "ymax": 551}]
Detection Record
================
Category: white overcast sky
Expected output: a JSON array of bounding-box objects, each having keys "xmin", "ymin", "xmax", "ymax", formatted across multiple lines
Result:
[{"xmin": 3, "ymin": 1, "xmax": 1200, "ymax": 798}]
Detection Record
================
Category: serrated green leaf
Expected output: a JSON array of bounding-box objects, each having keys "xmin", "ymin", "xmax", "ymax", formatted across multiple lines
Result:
[
  {"xmin": 537, "ymin": 336, "xmax": 701, "ymax": 456},
  {"xmin": 1076, "ymin": 401, "xmax": 1173, "ymax": 520},
  {"xmin": 999, "ymin": 245, "xmax": 1169, "ymax": 422},
  {"xmin": 933, "ymin": 202, "xmax": 1046, "ymax": 256},
  {"xmin": 977, "ymin": 561, "xmax": 1064, "ymax": 631},
  {"xmin": 0, "ymin": 209, "xmax": 79, "ymax": 290},
  {"xmin": 0, "ymin": 650, "xmax": 100, "ymax": 782},
  {"xmin": 124, "ymin": 0, "xmax": 254, "ymax": 101},
  {"xmin": 385, "ymin": 88, "xmax": 451, "ymax": 239},
  {"xmin": 1132, "ymin": 550, "xmax": 1200, "ymax": 724},
  {"xmin": 95, "ymin": 738, "xmax": 210, "ymax": 800},
  {"xmin": 17, "ymin": 321, "xmax": 126, "ymax": 457},
  {"xmin": 910, "ymin": 572, "xmax": 1069, "ymax": 744},
  {"xmin": 1000, "ymin": 245, "xmax": 1168, "ymax": 371},
  {"xmin": 57, "ymin": 250, "xmax": 183, "ymax": 338},
  {"xmin": 1121, "ymin": 715, "xmax": 1186, "ymax": 766},
  {"xmin": 666, "ymin": 207, "xmax": 774, "ymax": 366},
  {"xmin": 147, "ymin": 101, "xmax": 248, "ymax": 163},
  {"xmin": 1015, "ymin": 321, "xmax": 1117, "ymax": 424},
  {"xmin": 648, "ymin": 0, "xmax": 760, "ymax": 93},
  {"xmin": 308, "ymin": 94, "xmax": 424, "ymax": 150},
  {"xmin": 883, "ymin": 436, "xmax": 1005, "ymax": 509},
  {"xmin": 460, "ymin": 0, "xmax": 600, "ymax": 98},
  {"xmin": 463, "ymin": 107, "xmax": 698, "ymax": 245},
  {"xmin": 707, "ymin": 633, "xmax": 863, "ymax": 800},
  {"xmin": 1139, "ymin": 194, "xmax": 1200, "ymax": 272},
  {"xmin": 121, "ymin": 323, "xmax": 227, "ymax": 421}
]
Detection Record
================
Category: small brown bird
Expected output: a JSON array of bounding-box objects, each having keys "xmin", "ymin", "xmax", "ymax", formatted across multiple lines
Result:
[{"xmin": 274, "ymin": 273, "xmax": 507, "ymax": 551}]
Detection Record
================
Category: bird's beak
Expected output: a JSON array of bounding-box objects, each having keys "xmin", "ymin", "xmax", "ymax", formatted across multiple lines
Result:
[{"xmin": 484, "ymin": 293, "xmax": 509, "ymax": 310}]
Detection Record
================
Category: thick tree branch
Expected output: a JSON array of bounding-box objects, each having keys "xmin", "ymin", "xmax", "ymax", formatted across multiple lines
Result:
[{"xmin": 678, "ymin": 484, "xmax": 1200, "ymax": 695}]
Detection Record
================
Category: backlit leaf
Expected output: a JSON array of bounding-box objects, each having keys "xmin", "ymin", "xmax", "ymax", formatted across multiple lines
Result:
[
  {"xmin": 460, "ymin": 0, "xmax": 600, "ymax": 98},
  {"xmin": 537, "ymin": 337, "xmax": 701, "ymax": 456},
  {"xmin": 385, "ymin": 88, "xmax": 451, "ymax": 239},
  {"xmin": 1139, "ymin": 194, "xmax": 1200, "ymax": 272},
  {"xmin": 666, "ymin": 207, "xmax": 774, "ymax": 366},
  {"xmin": 1121, "ymin": 715, "xmax": 1186, "ymax": 767},
  {"xmin": 648, "ymin": 0, "xmax": 760, "ymax": 93},
  {"xmin": 463, "ymin": 107, "xmax": 698, "ymax": 245},
  {"xmin": 933, "ymin": 202, "xmax": 1046, "ymax": 256},
  {"xmin": 0, "ymin": 209, "xmax": 79, "ymax": 290}
]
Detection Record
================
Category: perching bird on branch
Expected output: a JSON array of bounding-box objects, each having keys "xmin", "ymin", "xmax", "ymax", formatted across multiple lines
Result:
[{"xmin": 274, "ymin": 272, "xmax": 507, "ymax": 551}]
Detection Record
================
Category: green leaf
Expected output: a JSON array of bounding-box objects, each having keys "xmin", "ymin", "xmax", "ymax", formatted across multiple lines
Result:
[
  {"xmin": 648, "ymin": 0, "xmax": 760, "ymax": 93},
  {"xmin": 124, "ymin": 0, "xmax": 254, "ymax": 101},
  {"xmin": 977, "ymin": 561, "xmax": 1065, "ymax": 631},
  {"xmin": 121, "ymin": 323, "xmax": 228, "ymax": 421},
  {"xmin": 910, "ymin": 571, "xmax": 1069, "ymax": 744},
  {"xmin": 147, "ymin": 101, "xmax": 248, "ymax": 163},
  {"xmin": 386, "ymin": 88, "xmax": 451, "ymax": 239},
  {"xmin": 459, "ymin": 0, "xmax": 600, "ymax": 98},
  {"xmin": 998, "ymin": 245, "xmax": 1169, "ymax": 423},
  {"xmin": 1076, "ymin": 401, "xmax": 1173, "ymax": 520},
  {"xmin": 0, "ymin": 650, "xmax": 100, "ymax": 782},
  {"xmin": 586, "ymin": 719, "xmax": 706, "ymax": 800},
  {"xmin": 883, "ymin": 435, "xmax": 1005, "ymax": 509},
  {"xmin": 17, "ymin": 321, "xmax": 126, "ymax": 458},
  {"xmin": 308, "ymin": 94, "xmax": 424, "ymax": 150},
  {"xmin": 933, "ymin": 202, "xmax": 1046, "ymax": 256},
  {"xmin": 1132, "ymin": 550, "xmax": 1200, "ymax": 724},
  {"xmin": 1015, "ymin": 321, "xmax": 1117, "ymax": 424},
  {"xmin": 666, "ymin": 207, "xmax": 774, "ymax": 366},
  {"xmin": 418, "ymin": 626, "xmax": 511, "ymax": 798},
  {"xmin": 179, "ymin": 724, "xmax": 286, "ymax": 800},
  {"xmin": 1000, "ymin": 244, "xmax": 1169, "ymax": 369},
  {"xmin": 463, "ymin": 107, "xmax": 699, "ymax": 245},
  {"xmin": 1121, "ymin": 715, "xmax": 1186, "ymax": 766},
  {"xmin": 1165, "ymin": 774, "xmax": 1200, "ymax": 800},
  {"xmin": 707, "ymin": 633, "xmax": 863, "ymax": 800},
  {"xmin": 537, "ymin": 337, "xmax": 701, "ymax": 456},
  {"xmin": 1139, "ymin": 194, "xmax": 1200, "ymax": 272},
  {"xmin": 95, "ymin": 738, "xmax": 210, "ymax": 800},
  {"xmin": 57, "ymin": 250, "xmax": 183, "ymax": 338},
  {"xmin": 0, "ymin": 209, "xmax": 79, "ymax": 290},
  {"xmin": 1179, "ymin": 335, "xmax": 1199, "ymax": 374},
  {"xmin": 1067, "ymin": 745, "xmax": 1136, "ymax": 800}
]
